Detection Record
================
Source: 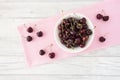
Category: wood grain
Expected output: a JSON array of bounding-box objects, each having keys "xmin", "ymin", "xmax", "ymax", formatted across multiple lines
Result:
[
  {"xmin": 0, "ymin": 0, "xmax": 120, "ymax": 80},
  {"xmin": 0, "ymin": 0, "xmax": 101, "ymax": 3}
]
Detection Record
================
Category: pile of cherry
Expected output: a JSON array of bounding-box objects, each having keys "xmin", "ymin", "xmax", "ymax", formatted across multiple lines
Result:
[
  {"xmin": 58, "ymin": 17, "xmax": 93, "ymax": 48},
  {"xmin": 26, "ymin": 27, "xmax": 55, "ymax": 59}
]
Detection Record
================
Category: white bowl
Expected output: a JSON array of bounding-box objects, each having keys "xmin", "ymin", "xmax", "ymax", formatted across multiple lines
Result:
[{"xmin": 54, "ymin": 13, "xmax": 94, "ymax": 53}]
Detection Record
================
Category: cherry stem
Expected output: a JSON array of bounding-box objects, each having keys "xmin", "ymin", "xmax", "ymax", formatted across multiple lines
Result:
[
  {"xmin": 49, "ymin": 43, "xmax": 53, "ymax": 53},
  {"xmin": 21, "ymin": 35, "xmax": 26, "ymax": 38},
  {"xmin": 45, "ymin": 43, "xmax": 53, "ymax": 52},
  {"xmin": 94, "ymin": 26, "xmax": 96, "ymax": 29},
  {"xmin": 24, "ymin": 24, "xmax": 27, "ymax": 28},
  {"xmin": 73, "ymin": 13, "xmax": 79, "ymax": 18},
  {"xmin": 61, "ymin": 10, "xmax": 64, "ymax": 16},
  {"xmin": 102, "ymin": 9, "xmax": 106, "ymax": 16},
  {"xmin": 34, "ymin": 24, "xmax": 38, "ymax": 30},
  {"xmin": 103, "ymin": 33, "xmax": 109, "ymax": 37},
  {"xmin": 34, "ymin": 24, "xmax": 37, "ymax": 27},
  {"xmin": 93, "ymin": 26, "xmax": 96, "ymax": 30}
]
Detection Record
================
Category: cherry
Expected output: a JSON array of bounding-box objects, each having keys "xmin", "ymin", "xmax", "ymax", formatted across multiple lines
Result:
[
  {"xmin": 75, "ymin": 38, "xmax": 81, "ymax": 44},
  {"xmin": 103, "ymin": 16, "xmax": 109, "ymax": 21},
  {"xmin": 37, "ymin": 31, "xmax": 43, "ymax": 37},
  {"xmin": 39, "ymin": 49, "xmax": 46, "ymax": 55},
  {"xmin": 96, "ymin": 14, "xmax": 103, "ymax": 19},
  {"xmin": 27, "ymin": 36, "xmax": 33, "ymax": 42},
  {"xmin": 66, "ymin": 44, "xmax": 71, "ymax": 48},
  {"xmin": 81, "ymin": 17, "xmax": 86, "ymax": 23},
  {"xmin": 60, "ymin": 39, "xmax": 66, "ymax": 44},
  {"xmin": 59, "ymin": 33, "xmax": 62, "ymax": 38},
  {"xmin": 83, "ymin": 36, "xmax": 89, "ymax": 41},
  {"xmin": 68, "ymin": 17, "xmax": 73, "ymax": 23},
  {"xmin": 27, "ymin": 27, "xmax": 33, "ymax": 33},
  {"xmin": 49, "ymin": 52, "xmax": 55, "ymax": 59},
  {"xmin": 81, "ymin": 29, "xmax": 86, "ymax": 34},
  {"xmin": 99, "ymin": 36, "xmax": 106, "ymax": 42},
  {"xmin": 82, "ymin": 24, "xmax": 88, "ymax": 29},
  {"xmin": 79, "ymin": 19, "xmax": 83, "ymax": 24},
  {"xmin": 80, "ymin": 42, "xmax": 85, "ymax": 48},
  {"xmin": 86, "ymin": 29, "xmax": 92, "ymax": 35},
  {"xmin": 58, "ymin": 25, "xmax": 62, "ymax": 30}
]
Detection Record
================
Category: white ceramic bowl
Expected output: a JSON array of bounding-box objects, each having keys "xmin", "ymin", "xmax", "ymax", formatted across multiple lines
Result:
[{"xmin": 54, "ymin": 13, "xmax": 94, "ymax": 53}]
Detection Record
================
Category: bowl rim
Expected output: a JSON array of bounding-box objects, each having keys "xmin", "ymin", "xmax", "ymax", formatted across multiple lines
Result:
[{"xmin": 54, "ymin": 13, "xmax": 95, "ymax": 53}]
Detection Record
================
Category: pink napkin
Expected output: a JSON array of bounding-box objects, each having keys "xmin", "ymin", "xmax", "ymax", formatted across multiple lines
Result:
[{"xmin": 18, "ymin": 0, "xmax": 120, "ymax": 66}]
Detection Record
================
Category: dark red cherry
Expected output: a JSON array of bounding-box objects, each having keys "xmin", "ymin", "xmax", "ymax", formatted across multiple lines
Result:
[
  {"xmin": 96, "ymin": 14, "xmax": 103, "ymax": 19},
  {"xmin": 80, "ymin": 42, "xmax": 85, "ymax": 48},
  {"xmin": 81, "ymin": 17, "xmax": 86, "ymax": 23},
  {"xmin": 103, "ymin": 16, "xmax": 109, "ymax": 21},
  {"xmin": 83, "ymin": 36, "xmax": 89, "ymax": 41},
  {"xmin": 27, "ymin": 27, "xmax": 33, "ymax": 33},
  {"xmin": 26, "ymin": 36, "xmax": 33, "ymax": 42},
  {"xmin": 39, "ymin": 49, "xmax": 46, "ymax": 55},
  {"xmin": 86, "ymin": 29, "xmax": 92, "ymax": 35},
  {"xmin": 37, "ymin": 31, "xmax": 43, "ymax": 37},
  {"xmin": 49, "ymin": 52, "xmax": 55, "ymax": 59},
  {"xmin": 99, "ymin": 36, "xmax": 106, "ymax": 42}
]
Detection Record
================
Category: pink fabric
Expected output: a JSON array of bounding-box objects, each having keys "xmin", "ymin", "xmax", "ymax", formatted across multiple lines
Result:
[{"xmin": 18, "ymin": 0, "xmax": 120, "ymax": 66}]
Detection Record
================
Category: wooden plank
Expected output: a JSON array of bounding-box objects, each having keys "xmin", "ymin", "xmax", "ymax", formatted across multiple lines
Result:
[
  {"xmin": 0, "ymin": 0, "xmax": 101, "ymax": 3},
  {"xmin": 0, "ymin": 57, "xmax": 120, "ymax": 75},
  {"xmin": 0, "ymin": 2, "xmax": 98, "ymax": 19},
  {"xmin": 0, "ymin": 75, "xmax": 120, "ymax": 80}
]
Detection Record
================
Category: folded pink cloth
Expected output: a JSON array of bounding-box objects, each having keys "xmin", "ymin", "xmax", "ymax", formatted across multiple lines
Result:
[{"xmin": 18, "ymin": 0, "xmax": 120, "ymax": 66}]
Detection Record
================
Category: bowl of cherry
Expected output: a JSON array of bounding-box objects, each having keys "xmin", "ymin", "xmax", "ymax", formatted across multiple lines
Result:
[{"xmin": 54, "ymin": 13, "xmax": 94, "ymax": 53}]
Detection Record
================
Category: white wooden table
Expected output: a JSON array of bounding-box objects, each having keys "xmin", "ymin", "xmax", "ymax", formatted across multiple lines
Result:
[{"xmin": 1, "ymin": 0, "xmax": 120, "ymax": 79}]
